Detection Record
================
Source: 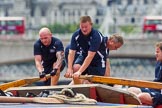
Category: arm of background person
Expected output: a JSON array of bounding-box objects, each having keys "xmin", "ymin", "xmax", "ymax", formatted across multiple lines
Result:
[
  {"xmin": 64, "ymin": 49, "xmax": 76, "ymax": 78},
  {"xmin": 68, "ymin": 49, "xmax": 76, "ymax": 70}
]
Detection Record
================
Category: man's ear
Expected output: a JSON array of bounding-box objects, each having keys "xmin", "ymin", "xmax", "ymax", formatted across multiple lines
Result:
[{"xmin": 109, "ymin": 40, "xmax": 114, "ymax": 45}]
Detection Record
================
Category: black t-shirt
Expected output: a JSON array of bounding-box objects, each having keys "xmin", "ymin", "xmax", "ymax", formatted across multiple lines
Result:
[{"xmin": 34, "ymin": 36, "xmax": 64, "ymax": 70}]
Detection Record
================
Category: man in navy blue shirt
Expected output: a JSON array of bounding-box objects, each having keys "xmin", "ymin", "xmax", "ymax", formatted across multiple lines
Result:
[
  {"xmin": 65, "ymin": 34, "xmax": 124, "ymax": 76},
  {"xmin": 64, "ymin": 16, "xmax": 123, "ymax": 84},
  {"xmin": 128, "ymin": 42, "xmax": 162, "ymax": 107},
  {"xmin": 34, "ymin": 27, "xmax": 65, "ymax": 86}
]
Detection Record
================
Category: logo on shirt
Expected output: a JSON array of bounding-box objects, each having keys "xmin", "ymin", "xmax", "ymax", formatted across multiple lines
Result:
[
  {"xmin": 50, "ymin": 46, "xmax": 56, "ymax": 53},
  {"xmin": 50, "ymin": 49, "xmax": 55, "ymax": 53}
]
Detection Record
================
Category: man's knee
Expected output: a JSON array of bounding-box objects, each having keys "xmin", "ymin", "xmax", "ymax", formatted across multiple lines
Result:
[
  {"xmin": 137, "ymin": 93, "xmax": 152, "ymax": 105},
  {"xmin": 73, "ymin": 64, "xmax": 81, "ymax": 72}
]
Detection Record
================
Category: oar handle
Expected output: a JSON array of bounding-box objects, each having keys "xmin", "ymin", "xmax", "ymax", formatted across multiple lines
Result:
[{"xmin": 46, "ymin": 74, "xmax": 51, "ymax": 79}]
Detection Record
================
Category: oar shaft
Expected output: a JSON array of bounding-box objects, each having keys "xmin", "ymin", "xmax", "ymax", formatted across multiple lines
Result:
[
  {"xmin": 0, "ymin": 96, "xmax": 64, "ymax": 103},
  {"xmin": 0, "ymin": 96, "xmax": 33, "ymax": 103},
  {"xmin": 0, "ymin": 80, "xmax": 27, "ymax": 91},
  {"xmin": 80, "ymin": 75, "xmax": 162, "ymax": 89},
  {"xmin": 0, "ymin": 74, "xmax": 51, "ymax": 91}
]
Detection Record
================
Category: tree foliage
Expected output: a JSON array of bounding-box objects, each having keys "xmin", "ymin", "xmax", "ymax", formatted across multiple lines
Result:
[
  {"xmin": 42, "ymin": 23, "xmax": 100, "ymax": 34},
  {"xmin": 44, "ymin": 23, "xmax": 79, "ymax": 33}
]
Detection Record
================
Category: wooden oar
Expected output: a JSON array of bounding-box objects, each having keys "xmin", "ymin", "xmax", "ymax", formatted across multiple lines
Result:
[
  {"xmin": 0, "ymin": 96, "xmax": 64, "ymax": 103},
  {"xmin": 79, "ymin": 75, "xmax": 162, "ymax": 89},
  {"xmin": 0, "ymin": 74, "xmax": 50, "ymax": 91},
  {"xmin": 0, "ymin": 69, "xmax": 59, "ymax": 91}
]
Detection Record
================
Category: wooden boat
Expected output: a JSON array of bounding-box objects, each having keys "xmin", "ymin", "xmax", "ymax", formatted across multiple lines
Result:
[
  {"xmin": 1, "ymin": 74, "xmax": 162, "ymax": 107},
  {"xmin": 3, "ymin": 84, "xmax": 154, "ymax": 108},
  {"xmin": 5, "ymin": 84, "xmax": 141, "ymax": 105}
]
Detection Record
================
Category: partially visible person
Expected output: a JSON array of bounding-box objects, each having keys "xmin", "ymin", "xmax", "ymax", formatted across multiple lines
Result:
[
  {"xmin": 97, "ymin": 34, "xmax": 124, "ymax": 77},
  {"xmin": 34, "ymin": 27, "xmax": 65, "ymax": 86},
  {"xmin": 127, "ymin": 41, "xmax": 162, "ymax": 107},
  {"xmin": 64, "ymin": 15, "xmax": 124, "ymax": 84}
]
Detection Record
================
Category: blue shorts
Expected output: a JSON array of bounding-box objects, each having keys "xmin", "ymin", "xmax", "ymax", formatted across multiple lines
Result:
[
  {"xmin": 43, "ymin": 60, "xmax": 66, "ymax": 85},
  {"xmin": 74, "ymin": 54, "xmax": 85, "ymax": 65},
  {"xmin": 44, "ymin": 60, "xmax": 66, "ymax": 74},
  {"xmin": 65, "ymin": 45, "xmax": 80, "ymax": 67},
  {"xmin": 141, "ymin": 88, "xmax": 161, "ymax": 93},
  {"xmin": 74, "ymin": 55, "xmax": 105, "ymax": 76},
  {"xmin": 85, "ymin": 66, "xmax": 105, "ymax": 76}
]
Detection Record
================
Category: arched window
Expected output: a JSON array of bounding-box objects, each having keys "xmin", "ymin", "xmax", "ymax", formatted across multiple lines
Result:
[{"xmin": 41, "ymin": 7, "xmax": 46, "ymax": 16}]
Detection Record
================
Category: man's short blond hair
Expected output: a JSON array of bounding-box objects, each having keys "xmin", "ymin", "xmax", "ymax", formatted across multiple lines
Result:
[
  {"xmin": 156, "ymin": 41, "xmax": 162, "ymax": 51},
  {"xmin": 80, "ymin": 16, "xmax": 93, "ymax": 25}
]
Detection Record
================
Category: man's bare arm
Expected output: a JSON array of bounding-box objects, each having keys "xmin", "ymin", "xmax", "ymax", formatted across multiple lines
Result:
[
  {"xmin": 67, "ymin": 49, "xmax": 76, "ymax": 69},
  {"xmin": 54, "ymin": 51, "xmax": 64, "ymax": 69},
  {"xmin": 104, "ymin": 58, "xmax": 110, "ymax": 77},
  {"xmin": 34, "ymin": 55, "xmax": 43, "ymax": 73}
]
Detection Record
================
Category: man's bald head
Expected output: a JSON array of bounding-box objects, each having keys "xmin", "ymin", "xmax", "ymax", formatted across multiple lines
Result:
[
  {"xmin": 39, "ymin": 27, "xmax": 52, "ymax": 37},
  {"xmin": 38, "ymin": 27, "xmax": 52, "ymax": 46}
]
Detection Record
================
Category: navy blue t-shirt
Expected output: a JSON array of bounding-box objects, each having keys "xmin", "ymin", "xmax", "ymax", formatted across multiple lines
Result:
[
  {"xmin": 34, "ymin": 37, "xmax": 64, "ymax": 71},
  {"xmin": 141, "ymin": 61, "xmax": 162, "ymax": 93},
  {"xmin": 154, "ymin": 61, "xmax": 162, "ymax": 82},
  {"xmin": 70, "ymin": 28, "xmax": 102, "ymax": 54},
  {"xmin": 70, "ymin": 28, "xmax": 108, "ymax": 67},
  {"xmin": 90, "ymin": 36, "xmax": 109, "ymax": 67}
]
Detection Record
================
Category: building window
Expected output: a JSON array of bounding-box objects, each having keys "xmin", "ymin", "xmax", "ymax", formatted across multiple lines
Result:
[
  {"xmin": 116, "ymin": 0, "xmax": 121, "ymax": 5},
  {"xmin": 73, "ymin": 10, "xmax": 75, "ymax": 16},
  {"xmin": 5, "ymin": 8, "xmax": 9, "ymax": 16},
  {"xmin": 136, "ymin": 0, "xmax": 140, "ymax": 5},
  {"xmin": 107, "ymin": 0, "xmax": 113, "ymax": 6},
  {"xmin": 31, "ymin": 7, "xmax": 35, "ymax": 17},
  {"xmin": 127, "ymin": 0, "xmax": 132, "ymax": 5},
  {"xmin": 153, "ymin": 0, "xmax": 157, "ymax": 3},
  {"xmin": 131, "ymin": 17, "xmax": 135, "ymax": 23},
  {"xmin": 62, "ymin": 10, "xmax": 65, "ymax": 16},
  {"xmin": 97, "ymin": 8, "xmax": 104, "ymax": 16},
  {"xmin": 78, "ymin": 10, "xmax": 81, "ymax": 16},
  {"xmin": 144, "ymin": 0, "xmax": 148, "ymax": 4},
  {"xmin": 85, "ymin": 11, "xmax": 88, "ymax": 15},
  {"xmin": 95, "ymin": 19, "xmax": 99, "ymax": 24},
  {"xmin": 41, "ymin": 8, "xmax": 46, "ymax": 16},
  {"xmin": 55, "ymin": 11, "xmax": 57, "ymax": 17},
  {"xmin": 68, "ymin": 11, "xmax": 71, "ymax": 16}
]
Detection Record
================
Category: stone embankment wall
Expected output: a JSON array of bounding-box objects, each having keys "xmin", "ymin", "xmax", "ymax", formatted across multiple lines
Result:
[{"xmin": 0, "ymin": 38, "xmax": 158, "ymax": 64}]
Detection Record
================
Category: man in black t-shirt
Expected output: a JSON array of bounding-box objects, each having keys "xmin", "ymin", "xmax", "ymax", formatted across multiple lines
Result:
[{"xmin": 34, "ymin": 27, "xmax": 65, "ymax": 86}]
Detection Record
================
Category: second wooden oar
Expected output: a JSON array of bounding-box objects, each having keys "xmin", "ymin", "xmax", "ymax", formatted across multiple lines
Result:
[
  {"xmin": 0, "ymin": 96, "xmax": 64, "ymax": 103},
  {"xmin": 79, "ymin": 75, "xmax": 162, "ymax": 89}
]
